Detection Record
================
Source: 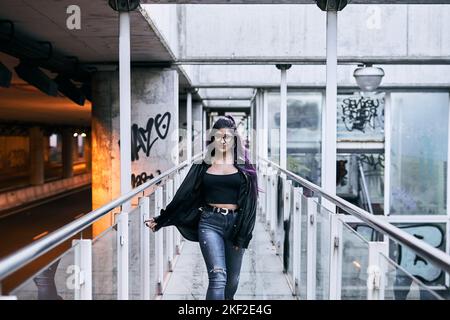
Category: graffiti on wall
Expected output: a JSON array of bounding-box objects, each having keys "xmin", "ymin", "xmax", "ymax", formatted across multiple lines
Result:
[
  {"xmin": 131, "ymin": 169, "xmax": 162, "ymax": 188},
  {"xmin": 340, "ymin": 96, "xmax": 383, "ymax": 132},
  {"xmin": 337, "ymin": 94, "xmax": 385, "ymax": 141},
  {"xmin": 130, "ymin": 112, "xmax": 171, "ymax": 161}
]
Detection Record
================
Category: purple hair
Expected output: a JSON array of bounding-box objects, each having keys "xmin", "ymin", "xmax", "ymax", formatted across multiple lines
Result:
[{"xmin": 205, "ymin": 115, "xmax": 262, "ymax": 200}]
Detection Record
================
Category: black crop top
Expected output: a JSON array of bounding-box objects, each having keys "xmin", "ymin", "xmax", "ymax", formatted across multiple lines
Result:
[{"xmin": 202, "ymin": 170, "xmax": 243, "ymax": 205}]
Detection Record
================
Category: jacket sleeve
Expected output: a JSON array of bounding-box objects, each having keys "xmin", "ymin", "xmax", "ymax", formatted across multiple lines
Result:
[
  {"xmin": 153, "ymin": 163, "xmax": 200, "ymax": 230},
  {"xmin": 232, "ymin": 193, "xmax": 257, "ymax": 249}
]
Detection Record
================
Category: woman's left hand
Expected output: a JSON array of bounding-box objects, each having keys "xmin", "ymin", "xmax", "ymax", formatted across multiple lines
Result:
[{"xmin": 233, "ymin": 245, "xmax": 240, "ymax": 251}]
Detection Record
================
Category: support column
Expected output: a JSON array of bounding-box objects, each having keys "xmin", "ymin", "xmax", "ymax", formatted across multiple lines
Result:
[
  {"xmin": 322, "ymin": 7, "xmax": 339, "ymax": 213},
  {"xmin": 186, "ymin": 91, "xmax": 192, "ymax": 163},
  {"xmin": 91, "ymin": 68, "xmax": 179, "ymax": 237},
  {"xmin": 29, "ymin": 126, "xmax": 44, "ymax": 185},
  {"xmin": 119, "ymin": 11, "xmax": 132, "ymax": 212},
  {"xmin": 276, "ymin": 64, "xmax": 291, "ymax": 170},
  {"xmin": 62, "ymin": 128, "xmax": 74, "ymax": 178}
]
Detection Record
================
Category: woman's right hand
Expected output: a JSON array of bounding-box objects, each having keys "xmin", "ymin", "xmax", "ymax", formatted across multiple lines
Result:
[{"xmin": 144, "ymin": 218, "xmax": 158, "ymax": 232}]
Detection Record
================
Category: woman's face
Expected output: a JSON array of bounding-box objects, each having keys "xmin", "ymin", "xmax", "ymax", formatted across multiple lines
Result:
[{"xmin": 213, "ymin": 128, "xmax": 235, "ymax": 155}]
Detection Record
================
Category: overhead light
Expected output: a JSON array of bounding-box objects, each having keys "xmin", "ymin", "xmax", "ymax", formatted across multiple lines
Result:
[
  {"xmin": 0, "ymin": 62, "xmax": 12, "ymax": 88},
  {"xmin": 353, "ymin": 64, "xmax": 385, "ymax": 92},
  {"xmin": 14, "ymin": 61, "xmax": 58, "ymax": 96},
  {"xmin": 108, "ymin": 0, "xmax": 140, "ymax": 12},
  {"xmin": 54, "ymin": 75, "xmax": 86, "ymax": 106},
  {"xmin": 81, "ymin": 132, "xmax": 86, "ymax": 137},
  {"xmin": 73, "ymin": 132, "xmax": 78, "ymax": 137}
]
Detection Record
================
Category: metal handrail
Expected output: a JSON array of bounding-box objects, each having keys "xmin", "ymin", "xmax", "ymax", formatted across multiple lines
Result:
[
  {"xmin": 259, "ymin": 156, "xmax": 450, "ymax": 274},
  {"xmin": 0, "ymin": 153, "xmax": 203, "ymax": 281}
]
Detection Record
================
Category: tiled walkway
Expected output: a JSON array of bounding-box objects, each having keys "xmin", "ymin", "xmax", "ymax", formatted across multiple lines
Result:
[{"xmin": 161, "ymin": 215, "xmax": 297, "ymax": 300}]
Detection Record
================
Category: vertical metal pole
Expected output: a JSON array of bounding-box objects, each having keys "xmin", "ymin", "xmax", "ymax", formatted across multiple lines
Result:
[
  {"xmin": 329, "ymin": 214, "xmax": 343, "ymax": 300},
  {"xmin": 73, "ymin": 239, "xmax": 92, "ymax": 300},
  {"xmin": 367, "ymin": 241, "xmax": 388, "ymax": 300},
  {"xmin": 139, "ymin": 196, "xmax": 150, "ymax": 300},
  {"xmin": 280, "ymin": 68, "xmax": 288, "ymax": 170},
  {"xmin": 293, "ymin": 187, "xmax": 303, "ymax": 296},
  {"xmin": 263, "ymin": 90, "xmax": 269, "ymax": 159},
  {"xmin": 187, "ymin": 91, "xmax": 193, "ymax": 164},
  {"xmin": 155, "ymin": 187, "xmax": 164, "ymax": 295},
  {"xmin": 174, "ymin": 173, "xmax": 182, "ymax": 254},
  {"xmin": 270, "ymin": 170, "xmax": 277, "ymax": 242},
  {"xmin": 117, "ymin": 211, "xmax": 129, "ymax": 299},
  {"xmin": 166, "ymin": 180, "xmax": 174, "ymax": 271},
  {"xmin": 119, "ymin": 11, "xmax": 132, "ymax": 212},
  {"xmin": 202, "ymin": 106, "xmax": 207, "ymax": 153},
  {"xmin": 322, "ymin": 10, "xmax": 337, "ymax": 213},
  {"xmin": 306, "ymin": 197, "xmax": 318, "ymax": 300}
]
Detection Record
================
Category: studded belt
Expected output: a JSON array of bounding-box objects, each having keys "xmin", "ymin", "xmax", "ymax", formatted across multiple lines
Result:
[{"xmin": 202, "ymin": 204, "xmax": 239, "ymax": 215}]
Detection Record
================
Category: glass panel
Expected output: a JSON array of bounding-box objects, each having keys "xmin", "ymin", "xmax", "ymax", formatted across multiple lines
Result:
[
  {"xmin": 340, "ymin": 221, "xmax": 369, "ymax": 299},
  {"xmin": 336, "ymin": 153, "xmax": 385, "ymax": 215},
  {"xmin": 337, "ymin": 92, "xmax": 385, "ymax": 141},
  {"xmin": 380, "ymin": 253, "xmax": 443, "ymax": 300},
  {"xmin": 267, "ymin": 92, "xmax": 280, "ymax": 164},
  {"xmin": 286, "ymin": 92, "xmax": 322, "ymax": 186},
  {"xmin": 129, "ymin": 206, "xmax": 141, "ymax": 300},
  {"xmin": 92, "ymin": 223, "xmax": 117, "ymax": 299},
  {"xmin": 316, "ymin": 201, "xmax": 331, "ymax": 300},
  {"xmin": 149, "ymin": 192, "xmax": 158, "ymax": 298},
  {"xmin": 390, "ymin": 223, "xmax": 447, "ymax": 287},
  {"xmin": 10, "ymin": 243, "xmax": 77, "ymax": 300},
  {"xmin": 286, "ymin": 183, "xmax": 295, "ymax": 285},
  {"xmin": 299, "ymin": 194, "xmax": 308, "ymax": 300},
  {"xmin": 390, "ymin": 92, "xmax": 449, "ymax": 215}
]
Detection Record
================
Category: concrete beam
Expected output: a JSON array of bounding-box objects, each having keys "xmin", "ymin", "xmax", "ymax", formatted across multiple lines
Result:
[
  {"xmin": 174, "ymin": 57, "xmax": 450, "ymax": 65},
  {"xmin": 142, "ymin": 0, "xmax": 450, "ymax": 3}
]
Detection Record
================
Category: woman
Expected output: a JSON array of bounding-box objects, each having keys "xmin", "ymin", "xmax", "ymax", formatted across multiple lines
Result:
[{"xmin": 145, "ymin": 115, "xmax": 259, "ymax": 300}]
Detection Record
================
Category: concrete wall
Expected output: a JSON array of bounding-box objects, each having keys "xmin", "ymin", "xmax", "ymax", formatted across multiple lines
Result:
[
  {"xmin": 143, "ymin": 4, "xmax": 450, "ymax": 92},
  {"xmin": 91, "ymin": 67, "xmax": 179, "ymax": 237}
]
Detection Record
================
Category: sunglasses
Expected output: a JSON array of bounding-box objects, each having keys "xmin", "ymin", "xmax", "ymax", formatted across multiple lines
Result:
[{"xmin": 214, "ymin": 132, "xmax": 234, "ymax": 143}]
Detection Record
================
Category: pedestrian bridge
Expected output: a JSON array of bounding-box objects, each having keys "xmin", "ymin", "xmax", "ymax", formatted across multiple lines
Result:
[{"xmin": 1, "ymin": 153, "xmax": 449, "ymax": 300}]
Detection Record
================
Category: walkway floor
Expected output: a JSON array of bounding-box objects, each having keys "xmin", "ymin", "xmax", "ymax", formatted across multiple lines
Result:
[{"xmin": 161, "ymin": 215, "xmax": 297, "ymax": 300}]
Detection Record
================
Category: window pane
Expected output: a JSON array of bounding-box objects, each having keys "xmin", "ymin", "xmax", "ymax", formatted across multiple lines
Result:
[
  {"xmin": 337, "ymin": 92, "xmax": 385, "ymax": 142},
  {"xmin": 390, "ymin": 92, "xmax": 449, "ymax": 215}
]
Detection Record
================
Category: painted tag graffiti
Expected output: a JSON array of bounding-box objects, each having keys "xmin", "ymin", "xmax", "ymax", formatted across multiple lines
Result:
[{"xmin": 130, "ymin": 112, "xmax": 171, "ymax": 161}]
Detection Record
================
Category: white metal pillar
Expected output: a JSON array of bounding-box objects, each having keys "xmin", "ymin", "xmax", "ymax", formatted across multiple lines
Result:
[
  {"xmin": 367, "ymin": 241, "xmax": 388, "ymax": 300},
  {"xmin": 328, "ymin": 213, "xmax": 343, "ymax": 299},
  {"xmin": 187, "ymin": 91, "xmax": 193, "ymax": 164},
  {"xmin": 73, "ymin": 239, "xmax": 92, "ymax": 300},
  {"xmin": 119, "ymin": 11, "xmax": 132, "ymax": 212},
  {"xmin": 117, "ymin": 211, "xmax": 129, "ymax": 299},
  {"xmin": 139, "ymin": 196, "xmax": 150, "ymax": 300},
  {"xmin": 306, "ymin": 197, "xmax": 318, "ymax": 300},
  {"xmin": 263, "ymin": 90, "xmax": 269, "ymax": 159},
  {"xmin": 322, "ymin": 10, "xmax": 337, "ymax": 213},
  {"xmin": 278, "ymin": 65, "xmax": 290, "ymax": 170}
]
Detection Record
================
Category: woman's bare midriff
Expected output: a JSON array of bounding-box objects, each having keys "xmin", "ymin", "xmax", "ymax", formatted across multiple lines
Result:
[{"xmin": 207, "ymin": 203, "xmax": 239, "ymax": 210}]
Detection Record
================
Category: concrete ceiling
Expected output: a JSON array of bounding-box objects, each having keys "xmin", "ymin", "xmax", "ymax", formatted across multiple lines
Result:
[
  {"xmin": 142, "ymin": 0, "xmax": 450, "ymax": 3},
  {"xmin": 0, "ymin": 0, "xmax": 192, "ymax": 126},
  {"xmin": 0, "ymin": 0, "xmax": 174, "ymax": 63},
  {"xmin": 0, "ymin": 53, "xmax": 91, "ymax": 126}
]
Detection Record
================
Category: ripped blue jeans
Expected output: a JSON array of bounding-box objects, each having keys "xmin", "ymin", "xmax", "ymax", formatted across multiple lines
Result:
[{"xmin": 198, "ymin": 206, "xmax": 245, "ymax": 300}]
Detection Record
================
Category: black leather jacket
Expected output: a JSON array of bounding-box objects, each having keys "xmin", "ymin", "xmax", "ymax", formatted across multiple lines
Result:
[{"xmin": 153, "ymin": 159, "xmax": 257, "ymax": 249}]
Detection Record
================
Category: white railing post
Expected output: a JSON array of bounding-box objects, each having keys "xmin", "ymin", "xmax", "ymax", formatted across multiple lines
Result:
[
  {"xmin": 166, "ymin": 179, "xmax": 174, "ymax": 271},
  {"xmin": 264, "ymin": 167, "xmax": 271, "ymax": 228},
  {"xmin": 73, "ymin": 239, "xmax": 92, "ymax": 300},
  {"xmin": 174, "ymin": 172, "xmax": 182, "ymax": 254},
  {"xmin": 117, "ymin": 211, "xmax": 129, "ymax": 300},
  {"xmin": 306, "ymin": 197, "xmax": 318, "ymax": 300},
  {"xmin": 139, "ymin": 196, "xmax": 150, "ymax": 300},
  {"xmin": 329, "ymin": 214, "xmax": 343, "ymax": 300},
  {"xmin": 155, "ymin": 187, "xmax": 164, "ymax": 295},
  {"xmin": 293, "ymin": 187, "xmax": 303, "ymax": 296},
  {"xmin": 367, "ymin": 241, "xmax": 388, "ymax": 300},
  {"xmin": 270, "ymin": 169, "xmax": 277, "ymax": 242}
]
